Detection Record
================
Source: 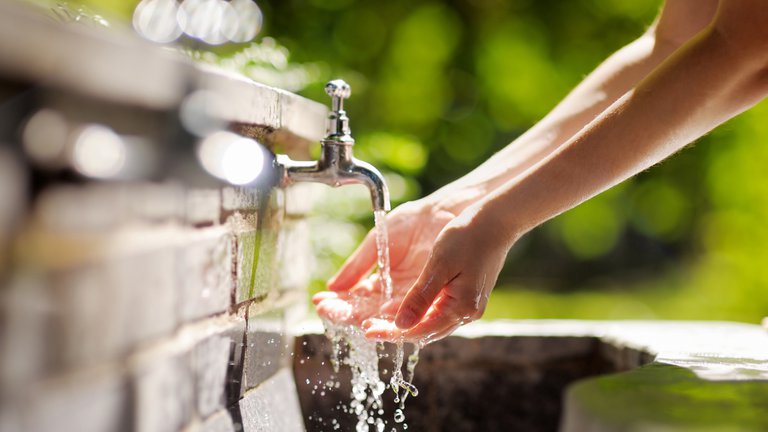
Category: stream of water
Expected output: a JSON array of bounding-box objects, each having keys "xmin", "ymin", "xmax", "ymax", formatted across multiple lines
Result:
[
  {"xmin": 374, "ymin": 210, "xmax": 394, "ymax": 303},
  {"xmin": 322, "ymin": 209, "xmax": 421, "ymax": 431}
]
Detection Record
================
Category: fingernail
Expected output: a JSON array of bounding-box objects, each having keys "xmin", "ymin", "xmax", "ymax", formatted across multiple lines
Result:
[{"xmin": 396, "ymin": 309, "xmax": 417, "ymax": 329}]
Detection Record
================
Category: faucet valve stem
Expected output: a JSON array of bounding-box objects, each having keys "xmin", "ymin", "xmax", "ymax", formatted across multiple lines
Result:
[
  {"xmin": 324, "ymin": 79, "xmax": 353, "ymax": 143},
  {"xmin": 276, "ymin": 79, "xmax": 390, "ymax": 211}
]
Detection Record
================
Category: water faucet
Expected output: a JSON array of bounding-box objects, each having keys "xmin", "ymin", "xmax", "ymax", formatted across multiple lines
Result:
[{"xmin": 276, "ymin": 80, "xmax": 391, "ymax": 212}]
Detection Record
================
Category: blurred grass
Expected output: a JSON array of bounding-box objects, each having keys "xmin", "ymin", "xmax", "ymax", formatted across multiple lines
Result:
[{"xmin": 70, "ymin": 0, "xmax": 768, "ymax": 323}]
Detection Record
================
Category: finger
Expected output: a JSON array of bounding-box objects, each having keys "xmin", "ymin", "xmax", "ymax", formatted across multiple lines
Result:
[
  {"xmin": 327, "ymin": 230, "xmax": 378, "ymax": 292},
  {"xmin": 350, "ymin": 273, "xmax": 380, "ymax": 296},
  {"xmin": 363, "ymin": 318, "xmax": 403, "ymax": 342},
  {"xmin": 312, "ymin": 291, "xmax": 338, "ymax": 305},
  {"xmin": 395, "ymin": 249, "xmax": 457, "ymax": 329},
  {"xmin": 403, "ymin": 316, "xmax": 461, "ymax": 345},
  {"xmin": 402, "ymin": 296, "xmax": 464, "ymax": 344},
  {"xmin": 316, "ymin": 298, "xmax": 354, "ymax": 323},
  {"xmin": 380, "ymin": 297, "xmax": 403, "ymax": 317}
]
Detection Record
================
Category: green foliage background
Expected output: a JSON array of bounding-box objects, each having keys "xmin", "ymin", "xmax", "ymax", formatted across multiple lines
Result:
[
  {"xmin": 262, "ymin": 0, "xmax": 768, "ymax": 323},
  {"xmin": 89, "ymin": 0, "xmax": 768, "ymax": 322}
]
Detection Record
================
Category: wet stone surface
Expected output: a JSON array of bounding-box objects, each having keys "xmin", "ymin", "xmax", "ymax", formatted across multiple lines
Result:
[
  {"xmin": 239, "ymin": 369, "xmax": 304, "ymax": 432},
  {"xmin": 198, "ymin": 410, "xmax": 236, "ymax": 432},
  {"xmin": 294, "ymin": 320, "xmax": 768, "ymax": 432},
  {"xmin": 242, "ymin": 309, "xmax": 288, "ymax": 393},
  {"xmin": 132, "ymin": 347, "xmax": 195, "ymax": 432},
  {"xmin": 294, "ymin": 333, "xmax": 626, "ymax": 432}
]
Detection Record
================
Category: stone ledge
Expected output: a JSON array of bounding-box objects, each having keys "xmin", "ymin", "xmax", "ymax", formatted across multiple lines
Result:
[
  {"xmin": 562, "ymin": 362, "xmax": 768, "ymax": 432},
  {"xmin": 0, "ymin": 2, "xmax": 326, "ymax": 146},
  {"xmin": 295, "ymin": 320, "xmax": 768, "ymax": 432}
]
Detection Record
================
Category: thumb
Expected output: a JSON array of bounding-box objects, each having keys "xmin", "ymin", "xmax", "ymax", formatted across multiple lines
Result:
[
  {"xmin": 395, "ymin": 248, "xmax": 456, "ymax": 329},
  {"xmin": 327, "ymin": 229, "xmax": 377, "ymax": 291}
]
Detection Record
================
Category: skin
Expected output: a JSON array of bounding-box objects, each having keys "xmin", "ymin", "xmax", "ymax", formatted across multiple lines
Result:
[{"xmin": 315, "ymin": 0, "xmax": 768, "ymax": 343}]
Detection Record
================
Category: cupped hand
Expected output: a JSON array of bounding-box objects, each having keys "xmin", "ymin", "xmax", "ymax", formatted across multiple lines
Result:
[
  {"xmin": 364, "ymin": 205, "xmax": 515, "ymax": 344},
  {"xmin": 313, "ymin": 198, "xmax": 458, "ymax": 326},
  {"xmin": 312, "ymin": 274, "xmax": 395, "ymax": 325}
]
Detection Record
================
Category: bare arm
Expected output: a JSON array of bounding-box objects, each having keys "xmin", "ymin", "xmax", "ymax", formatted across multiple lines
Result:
[
  {"xmin": 392, "ymin": 0, "xmax": 768, "ymax": 338},
  {"xmin": 322, "ymin": 0, "xmax": 723, "ymax": 337},
  {"xmin": 429, "ymin": 0, "xmax": 719, "ymax": 212},
  {"xmin": 483, "ymin": 0, "xmax": 768, "ymax": 240}
]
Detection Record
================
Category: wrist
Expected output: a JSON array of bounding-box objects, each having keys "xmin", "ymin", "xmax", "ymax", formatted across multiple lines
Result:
[
  {"xmin": 423, "ymin": 182, "xmax": 490, "ymax": 215},
  {"xmin": 464, "ymin": 196, "xmax": 525, "ymax": 251}
]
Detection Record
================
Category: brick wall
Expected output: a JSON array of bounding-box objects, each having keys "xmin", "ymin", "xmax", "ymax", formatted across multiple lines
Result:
[{"xmin": 0, "ymin": 175, "xmax": 315, "ymax": 432}]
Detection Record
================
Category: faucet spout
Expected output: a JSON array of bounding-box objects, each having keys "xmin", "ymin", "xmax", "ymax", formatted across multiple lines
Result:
[
  {"xmin": 275, "ymin": 79, "xmax": 391, "ymax": 212},
  {"xmin": 347, "ymin": 158, "xmax": 390, "ymax": 213},
  {"xmin": 277, "ymin": 143, "xmax": 391, "ymax": 212}
]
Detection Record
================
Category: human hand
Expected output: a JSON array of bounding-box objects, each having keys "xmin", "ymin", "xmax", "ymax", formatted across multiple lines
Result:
[
  {"xmin": 313, "ymin": 198, "xmax": 458, "ymax": 326},
  {"xmin": 363, "ymin": 205, "xmax": 515, "ymax": 344}
]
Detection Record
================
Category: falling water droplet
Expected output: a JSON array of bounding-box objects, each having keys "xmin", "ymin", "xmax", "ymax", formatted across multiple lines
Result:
[{"xmin": 394, "ymin": 409, "xmax": 405, "ymax": 423}]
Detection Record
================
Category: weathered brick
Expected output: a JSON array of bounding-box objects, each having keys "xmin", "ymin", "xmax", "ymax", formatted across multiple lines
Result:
[
  {"xmin": 24, "ymin": 367, "xmax": 129, "ymax": 432},
  {"xmin": 276, "ymin": 220, "xmax": 312, "ymax": 293},
  {"xmin": 35, "ymin": 185, "xmax": 123, "ymax": 232},
  {"xmin": 35, "ymin": 182, "xmax": 184, "ymax": 232},
  {"xmin": 200, "ymin": 410, "xmax": 235, "ymax": 432},
  {"xmin": 185, "ymin": 189, "xmax": 222, "ymax": 226},
  {"xmin": 243, "ymin": 308, "xmax": 287, "ymax": 392},
  {"xmin": 197, "ymin": 69, "xmax": 281, "ymax": 130},
  {"xmin": 222, "ymin": 313, "xmax": 247, "ymax": 406},
  {"xmin": 131, "ymin": 345, "xmax": 194, "ymax": 432},
  {"xmin": 229, "ymin": 189, "xmax": 283, "ymax": 304},
  {"xmin": 228, "ymin": 213, "xmax": 258, "ymax": 304},
  {"xmin": 177, "ymin": 227, "xmax": 233, "ymax": 323},
  {"xmin": 7, "ymin": 229, "xmax": 186, "ymax": 377},
  {"xmin": 105, "ymin": 248, "xmax": 177, "ymax": 349},
  {"xmin": 49, "ymin": 265, "xmax": 127, "ymax": 370},
  {"xmin": 249, "ymin": 192, "xmax": 283, "ymax": 300},
  {"xmin": 221, "ymin": 187, "xmax": 258, "ymax": 214},
  {"xmin": 239, "ymin": 369, "xmax": 304, "ymax": 432},
  {"xmin": 36, "ymin": 183, "xmax": 186, "ymax": 231},
  {"xmin": 277, "ymin": 89, "xmax": 327, "ymax": 144},
  {"xmin": 0, "ymin": 148, "xmax": 25, "ymax": 253},
  {"xmin": 0, "ymin": 397, "xmax": 22, "ymax": 432},
  {"xmin": 121, "ymin": 183, "xmax": 185, "ymax": 225},
  {"xmin": 0, "ymin": 274, "xmax": 51, "ymax": 389},
  {"xmin": 250, "ymin": 227, "xmax": 279, "ymax": 301},
  {"xmin": 190, "ymin": 325, "xmax": 234, "ymax": 418}
]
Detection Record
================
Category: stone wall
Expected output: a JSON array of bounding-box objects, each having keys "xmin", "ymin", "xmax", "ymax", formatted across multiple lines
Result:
[
  {"xmin": 0, "ymin": 5, "xmax": 328, "ymax": 430},
  {"xmin": 0, "ymin": 176, "xmax": 315, "ymax": 432}
]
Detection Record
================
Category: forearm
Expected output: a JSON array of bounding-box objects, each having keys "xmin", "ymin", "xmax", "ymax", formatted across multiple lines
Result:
[
  {"xmin": 428, "ymin": 28, "xmax": 678, "ymax": 211},
  {"xmin": 478, "ymin": 24, "xmax": 768, "ymax": 244}
]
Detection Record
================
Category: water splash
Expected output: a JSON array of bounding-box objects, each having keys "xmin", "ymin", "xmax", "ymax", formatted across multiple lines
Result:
[
  {"xmin": 322, "ymin": 209, "xmax": 422, "ymax": 430},
  {"xmin": 389, "ymin": 340, "xmax": 420, "ymax": 428},
  {"xmin": 324, "ymin": 320, "xmax": 387, "ymax": 432},
  {"xmin": 403, "ymin": 345, "xmax": 421, "ymax": 403}
]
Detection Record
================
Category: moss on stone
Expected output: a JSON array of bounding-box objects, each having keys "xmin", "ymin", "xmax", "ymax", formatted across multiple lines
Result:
[{"xmin": 566, "ymin": 362, "xmax": 768, "ymax": 431}]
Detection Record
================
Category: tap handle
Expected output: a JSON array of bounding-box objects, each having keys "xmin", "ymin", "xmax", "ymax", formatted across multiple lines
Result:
[
  {"xmin": 324, "ymin": 79, "xmax": 353, "ymax": 142},
  {"xmin": 325, "ymin": 79, "xmax": 351, "ymax": 111}
]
